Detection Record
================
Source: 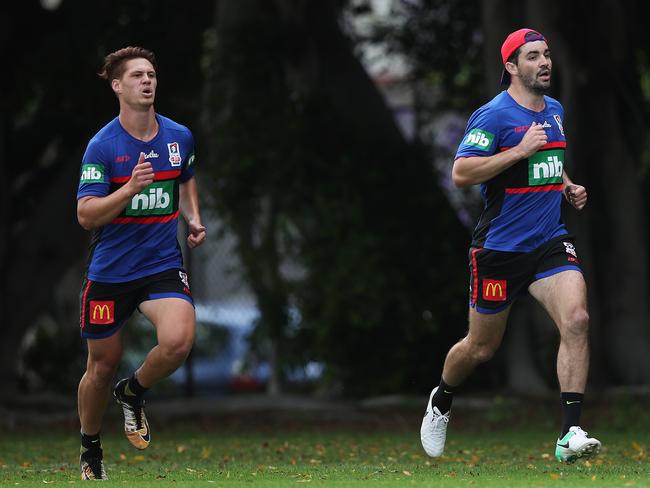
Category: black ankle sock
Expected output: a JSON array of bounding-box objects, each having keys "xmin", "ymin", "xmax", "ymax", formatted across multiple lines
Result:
[
  {"xmin": 126, "ymin": 373, "xmax": 148, "ymax": 398},
  {"xmin": 80, "ymin": 432, "xmax": 101, "ymax": 452},
  {"xmin": 560, "ymin": 392, "xmax": 584, "ymax": 437},
  {"xmin": 431, "ymin": 378, "xmax": 456, "ymax": 414}
]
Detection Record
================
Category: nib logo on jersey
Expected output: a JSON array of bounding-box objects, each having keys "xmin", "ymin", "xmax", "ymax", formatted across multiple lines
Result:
[
  {"xmin": 528, "ymin": 149, "xmax": 564, "ymax": 186},
  {"xmin": 80, "ymin": 164, "xmax": 105, "ymax": 183},
  {"xmin": 126, "ymin": 181, "xmax": 174, "ymax": 216},
  {"xmin": 464, "ymin": 128, "xmax": 495, "ymax": 151}
]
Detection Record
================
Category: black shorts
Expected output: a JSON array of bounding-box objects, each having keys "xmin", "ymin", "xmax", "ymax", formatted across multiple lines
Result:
[
  {"xmin": 468, "ymin": 235, "xmax": 583, "ymax": 314},
  {"xmin": 79, "ymin": 268, "xmax": 193, "ymax": 339}
]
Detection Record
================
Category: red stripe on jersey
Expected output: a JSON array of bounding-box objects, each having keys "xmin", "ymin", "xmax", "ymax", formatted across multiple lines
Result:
[
  {"xmin": 540, "ymin": 141, "xmax": 567, "ymax": 149},
  {"xmin": 505, "ymin": 184, "xmax": 564, "ymax": 194},
  {"xmin": 110, "ymin": 170, "xmax": 181, "ymax": 184},
  {"xmin": 499, "ymin": 141, "xmax": 567, "ymax": 152},
  {"xmin": 80, "ymin": 280, "xmax": 93, "ymax": 330},
  {"xmin": 471, "ymin": 248, "xmax": 481, "ymax": 305},
  {"xmin": 155, "ymin": 170, "xmax": 181, "ymax": 180},
  {"xmin": 111, "ymin": 210, "xmax": 180, "ymax": 225}
]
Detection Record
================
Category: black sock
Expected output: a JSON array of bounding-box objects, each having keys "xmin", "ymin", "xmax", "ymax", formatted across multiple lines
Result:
[
  {"xmin": 431, "ymin": 378, "xmax": 456, "ymax": 414},
  {"xmin": 126, "ymin": 372, "xmax": 148, "ymax": 398},
  {"xmin": 80, "ymin": 432, "xmax": 101, "ymax": 453},
  {"xmin": 560, "ymin": 392, "xmax": 584, "ymax": 437}
]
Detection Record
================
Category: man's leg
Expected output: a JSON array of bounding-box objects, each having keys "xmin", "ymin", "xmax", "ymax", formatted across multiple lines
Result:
[
  {"xmin": 78, "ymin": 332, "xmax": 123, "ymax": 438},
  {"xmin": 78, "ymin": 332, "xmax": 122, "ymax": 480},
  {"xmin": 441, "ymin": 306, "xmax": 511, "ymax": 387},
  {"xmin": 529, "ymin": 270, "xmax": 589, "ymax": 393},
  {"xmin": 528, "ymin": 269, "xmax": 600, "ymax": 462},
  {"xmin": 113, "ymin": 297, "xmax": 195, "ymax": 450},
  {"xmin": 136, "ymin": 297, "xmax": 196, "ymax": 386},
  {"xmin": 421, "ymin": 306, "xmax": 510, "ymax": 457}
]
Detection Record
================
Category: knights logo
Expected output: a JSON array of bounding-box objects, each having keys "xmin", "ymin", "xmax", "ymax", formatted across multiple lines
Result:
[
  {"xmin": 553, "ymin": 114, "xmax": 565, "ymax": 136},
  {"xmin": 168, "ymin": 142, "xmax": 182, "ymax": 166}
]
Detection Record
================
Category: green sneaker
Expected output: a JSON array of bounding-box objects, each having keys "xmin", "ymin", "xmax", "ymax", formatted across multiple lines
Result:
[{"xmin": 555, "ymin": 426, "xmax": 601, "ymax": 463}]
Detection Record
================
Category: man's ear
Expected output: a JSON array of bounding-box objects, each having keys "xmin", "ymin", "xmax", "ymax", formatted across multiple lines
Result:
[
  {"xmin": 111, "ymin": 78, "xmax": 121, "ymax": 94},
  {"xmin": 505, "ymin": 61, "xmax": 518, "ymax": 78}
]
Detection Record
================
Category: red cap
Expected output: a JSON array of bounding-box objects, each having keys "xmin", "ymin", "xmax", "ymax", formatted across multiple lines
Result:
[{"xmin": 500, "ymin": 28, "xmax": 546, "ymax": 85}]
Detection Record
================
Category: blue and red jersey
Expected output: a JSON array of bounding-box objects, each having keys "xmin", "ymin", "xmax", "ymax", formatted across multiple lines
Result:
[
  {"xmin": 455, "ymin": 91, "xmax": 568, "ymax": 252},
  {"xmin": 77, "ymin": 114, "xmax": 195, "ymax": 283}
]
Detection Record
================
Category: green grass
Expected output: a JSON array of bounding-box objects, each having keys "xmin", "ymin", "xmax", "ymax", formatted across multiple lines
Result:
[{"xmin": 1, "ymin": 425, "xmax": 649, "ymax": 487}]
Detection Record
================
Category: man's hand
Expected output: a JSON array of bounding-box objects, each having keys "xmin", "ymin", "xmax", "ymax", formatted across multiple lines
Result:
[
  {"xmin": 187, "ymin": 219, "xmax": 207, "ymax": 249},
  {"xmin": 125, "ymin": 152, "xmax": 154, "ymax": 195},
  {"xmin": 564, "ymin": 184, "xmax": 587, "ymax": 210},
  {"xmin": 516, "ymin": 122, "xmax": 548, "ymax": 159}
]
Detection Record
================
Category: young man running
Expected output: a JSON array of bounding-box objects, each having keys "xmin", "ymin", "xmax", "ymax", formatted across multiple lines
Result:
[
  {"xmin": 76, "ymin": 46, "xmax": 206, "ymax": 479},
  {"xmin": 420, "ymin": 28, "xmax": 601, "ymax": 464}
]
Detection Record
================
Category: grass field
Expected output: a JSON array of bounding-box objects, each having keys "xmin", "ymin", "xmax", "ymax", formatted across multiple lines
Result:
[{"xmin": 2, "ymin": 419, "xmax": 650, "ymax": 487}]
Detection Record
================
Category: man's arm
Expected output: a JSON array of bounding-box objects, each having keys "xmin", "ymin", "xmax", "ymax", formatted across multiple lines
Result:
[
  {"xmin": 179, "ymin": 176, "xmax": 206, "ymax": 248},
  {"xmin": 452, "ymin": 122, "xmax": 548, "ymax": 187},
  {"xmin": 562, "ymin": 171, "xmax": 587, "ymax": 210},
  {"xmin": 77, "ymin": 152, "xmax": 154, "ymax": 230}
]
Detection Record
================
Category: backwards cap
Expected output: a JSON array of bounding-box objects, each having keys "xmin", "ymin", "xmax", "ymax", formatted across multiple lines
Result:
[{"xmin": 500, "ymin": 28, "xmax": 546, "ymax": 85}]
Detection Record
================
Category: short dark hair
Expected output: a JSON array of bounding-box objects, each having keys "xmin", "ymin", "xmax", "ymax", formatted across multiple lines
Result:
[
  {"xmin": 507, "ymin": 47, "xmax": 521, "ymax": 66},
  {"xmin": 98, "ymin": 46, "xmax": 157, "ymax": 81}
]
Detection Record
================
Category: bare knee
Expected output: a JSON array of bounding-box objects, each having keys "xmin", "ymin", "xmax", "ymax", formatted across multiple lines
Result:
[
  {"xmin": 560, "ymin": 308, "xmax": 589, "ymax": 339},
  {"xmin": 86, "ymin": 356, "xmax": 120, "ymax": 389},
  {"xmin": 159, "ymin": 336, "xmax": 193, "ymax": 365},
  {"xmin": 463, "ymin": 337, "xmax": 499, "ymax": 364}
]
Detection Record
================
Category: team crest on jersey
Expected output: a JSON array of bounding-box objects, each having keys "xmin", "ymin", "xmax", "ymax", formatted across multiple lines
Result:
[
  {"xmin": 168, "ymin": 142, "xmax": 182, "ymax": 166},
  {"xmin": 553, "ymin": 114, "xmax": 565, "ymax": 136}
]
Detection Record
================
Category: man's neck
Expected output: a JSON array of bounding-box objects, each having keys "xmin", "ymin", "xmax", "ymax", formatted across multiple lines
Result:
[
  {"xmin": 118, "ymin": 106, "xmax": 158, "ymax": 142},
  {"xmin": 506, "ymin": 84, "xmax": 546, "ymax": 112}
]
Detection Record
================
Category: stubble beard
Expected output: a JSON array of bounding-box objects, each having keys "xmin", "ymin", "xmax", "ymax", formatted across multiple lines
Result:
[{"xmin": 522, "ymin": 72, "xmax": 551, "ymax": 95}]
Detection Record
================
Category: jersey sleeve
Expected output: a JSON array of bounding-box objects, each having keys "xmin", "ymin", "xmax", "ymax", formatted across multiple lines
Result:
[
  {"xmin": 179, "ymin": 131, "xmax": 196, "ymax": 183},
  {"xmin": 455, "ymin": 106, "xmax": 501, "ymax": 159},
  {"xmin": 77, "ymin": 140, "xmax": 111, "ymax": 199}
]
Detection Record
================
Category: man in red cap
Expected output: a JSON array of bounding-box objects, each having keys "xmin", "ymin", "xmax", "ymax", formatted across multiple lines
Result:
[{"xmin": 420, "ymin": 28, "xmax": 601, "ymax": 463}]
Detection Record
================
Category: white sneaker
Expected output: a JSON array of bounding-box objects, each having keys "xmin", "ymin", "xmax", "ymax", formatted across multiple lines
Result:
[
  {"xmin": 420, "ymin": 387, "xmax": 450, "ymax": 457},
  {"xmin": 555, "ymin": 426, "xmax": 601, "ymax": 463}
]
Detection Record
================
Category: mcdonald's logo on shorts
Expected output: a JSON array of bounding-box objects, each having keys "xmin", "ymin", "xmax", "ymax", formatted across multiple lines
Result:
[
  {"xmin": 89, "ymin": 300, "xmax": 115, "ymax": 324},
  {"xmin": 482, "ymin": 279, "xmax": 507, "ymax": 301}
]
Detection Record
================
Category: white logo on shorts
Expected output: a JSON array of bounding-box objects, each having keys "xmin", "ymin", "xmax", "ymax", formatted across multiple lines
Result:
[
  {"xmin": 179, "ymin": 271, "xmax": 189, "ymax": 288},
  {"xmin": 563, "ymin": 242, "xmax": 577, "ymax": 258}
]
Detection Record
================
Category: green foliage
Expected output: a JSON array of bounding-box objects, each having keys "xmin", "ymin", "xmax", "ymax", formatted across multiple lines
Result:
[
  {"xmin": 202, "ymin": 6, "xmax": 467, "ymax": 396},
  {"xmin": 19, "ymin": 317, "xmax": 85, "ymax": 393},
  {"xmin": 386, "ymin": 0, "xmax": 485, "ymax": 113}
]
